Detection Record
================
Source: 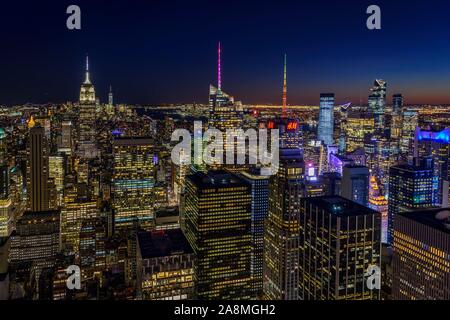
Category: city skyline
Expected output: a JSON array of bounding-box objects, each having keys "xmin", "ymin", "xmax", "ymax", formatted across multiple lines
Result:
[{"xmin": 3, "ymin": 0, "xmax": 450, "ymax": 105}]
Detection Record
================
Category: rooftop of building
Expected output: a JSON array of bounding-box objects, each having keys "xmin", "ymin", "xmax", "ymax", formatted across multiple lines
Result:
[
  {"xmin": 390, "ymin": 158, "xmax": 433, "ymax": 172},
  {"xmin": 113, "ymin": 136, "xmax": 153, "ymax": 146},
  {"xmin": 343, "ymin": 164, "xmax": 368, "ymax": 169},
  {"xmin": 155, "ymin": 206, "xmax": 179, "ymax": 218},
  {"xmin": 398, "ymin": 208, "xmax": 450, "ymax": 235},
  {"xmin": 239, "ymin": 168, "xmax": 270, "ymax": 180},
  {"xmin": 19, "ymin": 210, "xmax": 60, "ymax": 221},
  {"xmin": 137, "ymin": 228, "xmax": 193, "ymax": 259},
  {"xmin": 302, "ymin": 195, "xmax": 379, "ymax": 217},
  {"xmin": 187, "ymin": 170, "xmax": 249, "ymax": 188}
]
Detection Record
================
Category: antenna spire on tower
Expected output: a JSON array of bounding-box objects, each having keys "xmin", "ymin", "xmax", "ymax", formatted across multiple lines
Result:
[
  {"xmin": 84, "ymin": 54, "xmax": 91, "ymax": 84},
  {"xmin": 218, "ymin": 42, "xmax": 222, "ymax": 91},
  {"xmin": 282, "ymin": 54, "xmax": 287, "ymax": 118}
]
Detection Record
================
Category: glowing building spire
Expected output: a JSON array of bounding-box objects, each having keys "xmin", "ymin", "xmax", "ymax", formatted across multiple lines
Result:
[
  {"xmin": 218, "ymin": 42, "xmax": 222, "ymax": 91},
  {"xmin": 27, "ymin": 115, "xmax": 35, "ymax": 129},
  {"xmin": 108, "ymin": 85, "xmax": 113, "ymax": 105},
  {"xmin": 84, "ymin": 54, "xmax": 91, "ymax": 84},
  {"xmin": 282, "ymin": 54, "xmax": 287, "ymax": 118}
]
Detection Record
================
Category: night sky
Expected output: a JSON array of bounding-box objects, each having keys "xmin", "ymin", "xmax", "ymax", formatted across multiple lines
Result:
[{"xmin": 1, "ymin": 0, "xmax": 450, "ymax": 105}]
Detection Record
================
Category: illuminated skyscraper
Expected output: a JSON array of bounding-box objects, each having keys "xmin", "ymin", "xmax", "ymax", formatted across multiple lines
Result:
[
  {"xmin": 58, "ymin": 121, "xmax": 72, "ymax": 154},
  {"xmin": 392, "ymin": 93, "xmax": 403, "ymax": 113},
  {"xmin": 390, "ymin": 94, "xmax": 404, "ymax": 158},
  {"xmin": 60, "ymin": 199, "xmax": 98, "ymax": 254},
  {"xmin": 49, "ymin": 155, "xmax": 64, "ymax": 207},
  {"xmin": 207, "ymin": 42, "xmax": 244, "ymax": 171},
  {"xmin": 368, "ymin": 79, "xmax": 387, "ymax": 131},
  {"xmin": 387, "ymin": 159, "xmax": 435, "ymax": 244},
  {"xmin": 108, "ymin": 85, "xmax": 113, "ymax": 106},
  {"xmin": 392, "ymin": 208, "xmax": 450, "ymax": 299},
  {"xmin": 345, "ymin": 110, "xmax": 375, "ymax": 153},
  {"xmin": 182, "ymin": 171, "xmax": 252, "ymax": 299},
  {"xmin": 0, "ymin": 128, "xmax": 11, "ymax": 239},
  {"xmin": 299, "ymin": 196, "xmax": 381, "ymax": 300},
  {"xmin": 317, "ymin": 93, "xmax": 335, "ymax": 146},
  {"xmin": 112, "ymin": 137, "xmax": 156, "ymax": 232},
  {"xmin": 263, "ymin": 148, "xmax": 304, "ymax": 300},
  {"xmin": 414, "ymin": 127, "xmax": 450, "ymax": 207},
  {"xmin": 239, "ymin": 169, "xmax": 269, "ymax": 297},
  {"xmin": 27, "ymin": 125, "xmax": 49, "ymax": 212},
  {"xmin": 79, "ymin": 217, "xmax": 107, "ymax": 280},
  {"xmin": 9, "ymin": 210, "xmax": 60, "ymax": 278},
  {"xmin": 78, "ymin": 55, "xmax": 98, "ymax": 159},
  {"xmin": 399, "ymin": 110, "xmax": 418, "ymax": 160},
  {"xmin": 341, "ymin": 165, "xmax": 370, "ymax": 206}
]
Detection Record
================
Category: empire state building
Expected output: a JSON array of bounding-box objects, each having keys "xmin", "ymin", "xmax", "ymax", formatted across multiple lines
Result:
[
  {"xmin": 79, "ymin": 56, "xmax": 96, "ymax": 103},
  {"xmin": 78, "ymin": 55, "xmax": 98, "ymax": 159}
]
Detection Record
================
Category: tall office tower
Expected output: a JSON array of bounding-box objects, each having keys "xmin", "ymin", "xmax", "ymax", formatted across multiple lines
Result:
[
  {"xmin": 0, "ymin": 198, "xmax": 12, "ymax": 238},
  {"xmin": 338, "ymin": 103, "xmax": 350, "ymax": 153},
  {"xmin": 78, "ymin": 55, "xmax": 98, "ymax": 158},
  {"xmin": 9, "ymin": 210, "xmax": 60, "ymax": 279},
  {"xmin": 399, "ymin": 110, "xmax": 418, "ymax": 160},
  {"xmin": 317, "ymin": 93, "xmax": 335, "ymax": 146},
  {"xmin": 79, "ymin": 217, "xmax": 107, "ymax": 280},
  {"xmin": 414, "ymin": 127, "xmax": 450, "ymax": 207},
  {"xmin": 108, "ymin": 85, "xmax": 113, "ymax": 106},
  {"xmin": 0, "ymin": 128, "xmax": 7, "ymax": 166},
  {"xmin": 0, "ymin": 128, "xmax": 11, "ymax": 239},
  {"xmin": 345, "ymin": 110, "xmax": 375, "ymax": 153},
  {"xmin": 368, "ymin": 79, "xmax": 387, "ymax": 131},
  {"xmin": 27, "ymin": 125, "xmax": 49, "ymax": 212},
  {"xmin": 0, "ymin": 128, "xmax": 8, "ymax": 198},
  {"xmin": 208, "ymin": 43, "xmax": 243, "ymax": 170},
  {"xmin": 374, "ymin": 136, "xmax": 396, "ymax": 195},
  {"xmin": 387, "ymin": 159, "xmax": 435, "ymax": 244},
  {"xmin": 390, "ymin": 94, "xmax": 404, "ymax": 157},
  {"xmin": 392, "ymin": 93, "xmax": 403, "ymax": 114},
  {"xmin": 341, "ymin": 165, "xmax": 370, "ymax": 206},
  {"xmin": 58, "ymin": 121, "xmax": 72, "ymax": 154},
  {"xmin": 60, "ymin": 199, "xmax": 98, "ymax": 254},
  {"xmin": 49, "ymin": 155, "xmax": 64, "ymax": 207},
  {"xmin": 392, "ymin": 208, "xmax": 450, "ymax": 300},
  {"xmin": 239, "ymin": 169, "xmax": 269, "ymax": 298},
  {"xmin": 182, "ymin": 171, "xmax": 252, "ymax": 299},
  {"xmin": 263, "ymin": 148, "xmax": 304, "ymax": 300},
  {"xmin": 299, "ymin": 196, "xmax": 381, "ymax": 300},
  {"xmin": 136, "ymin": 229, "xmax": 195, "ymax": 300},
  {"xmin": 368, "ymin": 176, "xmax": 389, "ymax": 243},
  {"xmin": 112, "ymin": 137, "xmax": 156, "ymax": 232}
]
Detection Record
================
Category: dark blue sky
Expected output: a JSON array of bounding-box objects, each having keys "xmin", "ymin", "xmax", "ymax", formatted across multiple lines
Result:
[{"xmin": 1, "ymin": 0, "xmax": 450, "ymax": 105}]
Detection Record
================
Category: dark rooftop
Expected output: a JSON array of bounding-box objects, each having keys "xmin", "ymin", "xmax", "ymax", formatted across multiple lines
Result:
[
  {"xmin": 398, "ymin": 208, "xmax": 450, "ymax": 235},
  {"xmin": 155, "ymin": 206, "xmax": 179, "ymax": 218},
  {"xmin": 187, "ymin": 170, "xmax": 249, "ymax": 188},
  {"xmin": 137, "ymin": 229, "xmax": 193, "ymax": 259},
  {"xmin": 302, "ymin": 195, "xmax": 379, "ymax": 217}
]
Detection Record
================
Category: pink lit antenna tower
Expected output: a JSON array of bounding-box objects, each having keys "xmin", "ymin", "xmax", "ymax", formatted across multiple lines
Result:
[
  {"xmin": 218, "ymin": 42, "xmax": 222, "ymax": 91},
  {"xmin": 282, "ymin": 54, "xmax": 287, "ymax": 118}
]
